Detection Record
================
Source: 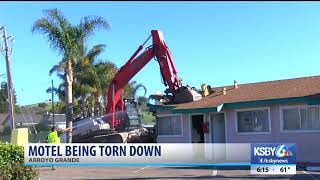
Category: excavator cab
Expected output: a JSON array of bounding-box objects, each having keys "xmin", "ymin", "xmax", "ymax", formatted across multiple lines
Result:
[
  {"xmin": 123, "ymin": 98, "xmax": 142, "ymax": 128},
  {"xmin": 112, "ymin": 98, "xmax": 142, "ymax": 131},
  {"xmin": 102, "ymin": 98, "xmax": 142, "ymax": 131}
]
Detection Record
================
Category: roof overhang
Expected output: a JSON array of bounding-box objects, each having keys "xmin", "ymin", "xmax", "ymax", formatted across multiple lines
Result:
[
  {"xmin": 147, "ymin": 104, "xmax": 176, "ymax": 112},
  {"xmin": 147, "ymin": 95, "xmax": 320, "ymax": 114}
]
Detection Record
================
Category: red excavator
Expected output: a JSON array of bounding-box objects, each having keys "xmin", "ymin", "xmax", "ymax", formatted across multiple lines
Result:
[{"xmin": 104, "ymin": 30, "xmax": 203, "ymax": 131}]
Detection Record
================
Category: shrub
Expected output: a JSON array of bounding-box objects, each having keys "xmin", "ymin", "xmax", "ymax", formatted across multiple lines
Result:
[{"xmin": 0, "ymin": 142, "xmax": 39, "ymax": 180}]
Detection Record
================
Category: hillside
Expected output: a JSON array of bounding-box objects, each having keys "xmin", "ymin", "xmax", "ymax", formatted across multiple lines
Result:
[
  {"xmin": 18, "ymin": 102, "xmax": 57, "ymax": 115},
  {"xmin": 20, "ymin": 102, "xmax": 155, "ymax": 125}
]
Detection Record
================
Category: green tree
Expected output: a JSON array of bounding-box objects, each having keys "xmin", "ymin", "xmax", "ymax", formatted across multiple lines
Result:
[
  {"xmin": 32, "ymin": 8, "xmax": 109, "ymax": 143},
  {"xmin": 73, "ymin": 44, "xmax": 112, "ymax": 117},
  {"xmin": 48, "ymin": 44, "xmax": 118, "ymax": 118},
  {"xmin": 73, "ymin": 60, "xmax": 117, "ymax": 117},
  {"xmin": 0, "ymin": 81, "xmax": 19, "ymax": 113},
  {"xmin": 137, "ymin": 96, "xmax": 148, "ymax": 109}
]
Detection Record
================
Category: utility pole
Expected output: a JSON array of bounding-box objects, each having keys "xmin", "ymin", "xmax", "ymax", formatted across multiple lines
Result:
[
  {"xmin": 51, "ymin": 80, "xmax": 55, "ymax": 127},
  {"xmin": 0, "ymin": 26, "xmax": 15, "ymax": 131}
]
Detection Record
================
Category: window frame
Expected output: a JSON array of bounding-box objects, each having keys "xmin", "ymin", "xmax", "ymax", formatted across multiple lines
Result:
[
  {"xmin": 235, "ymin": 107, "xmax": 272, "ymax": 135},
  {"xmin": 280, "ymin": 105, "xmax": 320, "ymax": 133},
  {"xmin": 157, "ymin": 114, "xmax": 183, "ymax": 137}
]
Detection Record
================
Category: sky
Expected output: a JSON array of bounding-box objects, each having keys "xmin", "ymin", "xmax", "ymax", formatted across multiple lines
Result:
[{"xmin": 1, "ymin": 2, "xmax": 320, "ymax": 106}]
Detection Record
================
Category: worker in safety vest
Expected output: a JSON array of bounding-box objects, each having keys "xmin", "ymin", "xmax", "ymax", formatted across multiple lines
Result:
[
  {"xmin": 46, "ymin": 126, "xmax": 71, "ymax": 170},
  {"xmin": 47, "ymin": 127, "xmax": 71, "ymax": 144}
]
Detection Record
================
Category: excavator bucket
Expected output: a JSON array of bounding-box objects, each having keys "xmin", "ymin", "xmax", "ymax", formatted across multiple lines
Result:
[{"xmin": 174, "ymin": 86, "xmax": 203, "ymax": 104}]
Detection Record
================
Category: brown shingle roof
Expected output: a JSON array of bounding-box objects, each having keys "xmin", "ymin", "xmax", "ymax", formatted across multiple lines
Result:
[{"xmin": 174, "ymin": 75, "xmax": 320, "ymax": 110}]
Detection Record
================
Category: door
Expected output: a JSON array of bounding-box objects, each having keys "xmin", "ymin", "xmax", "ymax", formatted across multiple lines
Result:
[
  {"xmin": 211, "ymin": 113, "xmax": 226, "ymax": 160},
  {"xmin": 211, "ymin": 113, "xmax": 226, "ymax": 143}
]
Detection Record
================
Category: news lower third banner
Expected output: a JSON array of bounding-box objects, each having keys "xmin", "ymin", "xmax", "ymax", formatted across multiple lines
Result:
[
  {"xmin": 24, "ymin": 143, "xmax": 296, "ymax": 173},
  {"xmin": 24, "ymin": 143, "xmax": 250, "ymax": 166}
]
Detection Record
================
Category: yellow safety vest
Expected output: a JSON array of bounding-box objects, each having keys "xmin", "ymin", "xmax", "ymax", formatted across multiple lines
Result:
[{"xmin": 48, "ymin": 131, "xmax": 60, "ymax": 144}]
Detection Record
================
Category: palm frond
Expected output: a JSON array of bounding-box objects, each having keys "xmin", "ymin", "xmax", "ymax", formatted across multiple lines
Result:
[
  {"xmin": 32, "ymin": 18, "xmax": 64, "ymax": 54},
  {"xmin": 133, "ymin": 83, "xmax": 147, "ymax": 98},
  {"xmin": 86, "ymin": 44, "xmax": 106, "ymax": 64},
  {"xmin": 49, "ymin": 60, "xmax": 65, "ymax": 75},
  {"xmin": 77, "ymin": 16, "xmax": 110, "ymax": 42}
]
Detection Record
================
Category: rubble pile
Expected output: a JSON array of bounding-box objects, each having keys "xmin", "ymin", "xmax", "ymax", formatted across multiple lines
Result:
[{"xmin": 125, "ymin": 127, "xmax": 156, "ymax": 143}]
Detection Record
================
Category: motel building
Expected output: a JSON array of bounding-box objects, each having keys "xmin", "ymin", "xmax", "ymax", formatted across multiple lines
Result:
[{"xmin": 148, "ymin": 75, "xmax": 320, "ymax": 164}]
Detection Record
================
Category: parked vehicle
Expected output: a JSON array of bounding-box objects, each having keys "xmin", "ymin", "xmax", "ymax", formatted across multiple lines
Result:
[{"xmin": 72, "ymin": 116, "xmax": 110, "ymax": 141}]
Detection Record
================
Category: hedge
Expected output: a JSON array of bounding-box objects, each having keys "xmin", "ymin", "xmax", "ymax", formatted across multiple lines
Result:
[{"xmin": 0, "ymin": 142, "xmax": 39, "ymax": 180}]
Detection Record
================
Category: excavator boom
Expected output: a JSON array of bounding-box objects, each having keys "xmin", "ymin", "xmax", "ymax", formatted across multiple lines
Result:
[{"xmin": 105, "ymin": 30, "xmax": 202, "ymax": 129}]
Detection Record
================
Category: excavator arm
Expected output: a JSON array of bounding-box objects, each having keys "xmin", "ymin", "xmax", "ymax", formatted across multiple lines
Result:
[
  {"xmin": 106, "ymin": 44, "xmax": 154, "ymax": 129},
  {"xmin": 106, "ymin": 30, "xmax": 201, "ymax": 129}
]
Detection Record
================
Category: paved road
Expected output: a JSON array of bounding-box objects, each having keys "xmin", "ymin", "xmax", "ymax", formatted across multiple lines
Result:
[{"xmin": 38, "ymin": 166, "xmax": 320, "ymax": 180}]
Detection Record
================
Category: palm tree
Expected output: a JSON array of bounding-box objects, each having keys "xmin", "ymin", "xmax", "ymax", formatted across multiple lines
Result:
[
  {"xmin": 73, "ymin": 42, "xmax": 117, "ymax": 117},
  {"xmin": 47, "ymin": 45, "xmax": 118, "ymax": 118},
  {"xmin": 94, "ymin": 61, "xmax": 118, "ymax": 115},
  {"xmin": 76, "ymin": 61, "xmax": 118, "ymax": 117},
  {"xmin": 46, "ymin": 72, "xmax": 65, "ymax": 101},
  {"xmin": 74, "ymin": 44, "xmax": 106, "ymax": 117},
  {"xmin": 32, "ymin": 8, "xmax": 109, "ymax": 143},
  {"xmin": 124, "ymin": 81, "xmax": 147, "ymax": 98}
]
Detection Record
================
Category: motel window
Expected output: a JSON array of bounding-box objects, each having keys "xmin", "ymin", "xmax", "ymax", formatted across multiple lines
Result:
[
  {"xmin": 237, "ymin": 109, "xmax": 269, "ymax": 133},
  {"xmin": 158, "ymin": 115, "xmax": 182, "ymax": 136},
  {"xmin": 282, "ymin": 106, "xmax": 320, "ymax": 131}
]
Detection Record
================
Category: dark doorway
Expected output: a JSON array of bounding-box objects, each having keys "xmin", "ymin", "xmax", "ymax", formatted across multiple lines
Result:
[{"xmin": 191, "ymin": 115, "xmax": 204, "ymax": 143}]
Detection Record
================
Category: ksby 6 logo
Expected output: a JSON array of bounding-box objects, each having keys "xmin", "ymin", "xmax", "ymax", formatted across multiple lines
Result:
[
  {"xmin": 275, "ymin": 145, "xmax": 293, "ymax": 158},
  {"xmin": 254, "ymin": 144, "xmax": 293, "ymax": 157}
]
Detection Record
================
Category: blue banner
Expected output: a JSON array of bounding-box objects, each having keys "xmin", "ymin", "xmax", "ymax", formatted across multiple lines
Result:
[{"xmin": 251, "ymin": 143, "xmax": 296, "ymax": 165}]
